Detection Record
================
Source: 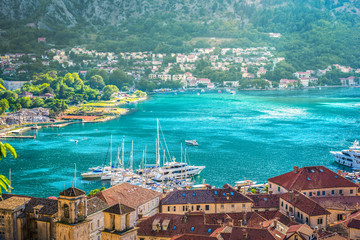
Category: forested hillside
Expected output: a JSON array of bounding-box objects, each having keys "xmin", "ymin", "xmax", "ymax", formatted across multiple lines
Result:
[{"xmin": 0, "ymin": 0, "xmax": 360, "ymax": 71}]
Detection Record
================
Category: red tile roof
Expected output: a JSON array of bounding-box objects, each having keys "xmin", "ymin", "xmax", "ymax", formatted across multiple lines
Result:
[
  {"xmin": 280, "ymin": 191, "xmax": 330, "ymax": 216},
  {"xmin": 59, "ymin": 187, "xmax": 85, "ymax": 197},
  {"xmin": 247, "ymin": 194, "xmax": 280, "ymax": 209},
  {"xmin": 312, "ymin": 196, "xmax": 360, "ymax": 211},
  {"xmin": 228, "ymin": 227, "xmax": 279, "ymax": 240},
  {"xmin": 91, "ymin": 182, "xmax": 161, "ymax": 208},
  {"xmin": 161, "ymin": 186, "xmax": 252, "ymax": 205},
  {"xmin": 268, "ymin": 166, "xmax": 357, "ymax": 191}
]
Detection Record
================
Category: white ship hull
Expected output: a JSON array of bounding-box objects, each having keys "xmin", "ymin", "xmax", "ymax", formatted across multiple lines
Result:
[
  {"xmin": 331, "ymin": 141, "xmax": 360, "ymax": 169},
  {"xmin": 153, "ymin": 165, "xmax": 205, "ymax": 181}
]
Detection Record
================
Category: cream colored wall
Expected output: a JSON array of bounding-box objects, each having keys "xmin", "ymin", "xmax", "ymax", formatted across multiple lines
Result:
[
  {"xmin": 161, "ymin": 202, "xmax": 252, "ymax": 214},
  {"xmin": 327, "ymin": 209, "xmax": 352, "ymax": 224},
  {"xmin": 138, "ymin": 197, "xmax": 160, "ymax": 218},
  {"xmin": 268, "ymin": 182, "xmax": 288, "ymax": 194},
  {"xmin": 268, "ymin": 181, "xmax": 357, "ymax": 197},
  {"xmin": 350, "ymin": 227, "xmax": 360, "ymax": 240},
  {"xmin": 102, "ymin": 228, "xmax": 137, "ymax": 240},
  {"xmin": 280, "ymin": 199, "xmax": 327, "ymax": 228},
  {"xmin": 56, "ymin": 221, "xmax": 90, "ymax": 240},
  {"xmin": 88, "ymin": 211, "xmax": 104, "ymax": 240},
  {"xmin": 301, "ymin": 187, "xmax": 357, "ymax": 197},
  {"xmin": 37, "ymin": 221, "xmax": 50, "ymax": 240},
  {"xmin": 137, "ymin": 236, "xmax": 171, "ymax": 240}
]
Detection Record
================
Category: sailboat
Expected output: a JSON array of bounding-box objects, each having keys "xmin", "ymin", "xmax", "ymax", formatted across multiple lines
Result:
[
  {"xmin": 151, "ymin": 119, "xmax": 205, "ymax": 182},
  {"xmin": 81, "ymin": 135, "xmax": 114, "ymax": 179}
]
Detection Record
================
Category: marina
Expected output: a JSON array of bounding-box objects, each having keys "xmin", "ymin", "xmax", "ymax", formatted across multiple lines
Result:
[{"xmin": 3, "ymin": 88, "xmax": 360, "ymax": 197}]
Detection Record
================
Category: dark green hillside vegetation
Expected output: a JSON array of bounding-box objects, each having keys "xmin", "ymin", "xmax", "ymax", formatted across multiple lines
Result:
[{"xmin": 0, "ymin": 0, "xmax": 360, "ymax": 72}]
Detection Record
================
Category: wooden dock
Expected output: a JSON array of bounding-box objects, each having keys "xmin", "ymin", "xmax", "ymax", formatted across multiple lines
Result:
[{"xmin": 1, "ymin": 135, "xmax": 36, "ymax": 139}]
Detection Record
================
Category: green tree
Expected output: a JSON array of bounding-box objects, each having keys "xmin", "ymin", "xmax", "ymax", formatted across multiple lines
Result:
[
  {"xmin": 19, "ymin": 97, "xmax": 32, "ymax": 108},
  {"xmin": 102, "ymin": 85, "xmax": 119, "ymax": 100},
  {"xmin": 0, "ymin": 99, "xmax": 9, "ymax": 114},
  {"xmin": 31, "ymin": 98, "xmax": 45, "ymax": 108},
  {"xmin": 89, "ymin": 75, "xmax": 105, "ymax": 90}
]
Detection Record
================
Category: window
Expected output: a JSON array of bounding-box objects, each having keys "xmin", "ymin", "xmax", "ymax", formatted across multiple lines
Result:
[
  {"xmin": 309, "ymin": 192, "xmax": 312, "ymax": 197},
  {"xmin": 300, "ymin": 214, "xmax": 303, "ymax": 220},
  {"xmin": 337, "ymin": 214, "xmax": 343, "ymax": 221},
  {"xmin": 306, "ymin": 217, "xmax": 309, "ymax": 224},
  {"xmin": 281, "ymin": 201, "xmax": 283, "ymax": 207},
  {"xmin": 339, "ymin": 190, "xmax": 343, "ymax": 194},
  {"xmin": 98, "ymin": 219, "xmax": 100, "ymax": 227},
  {"xmin": 285, "ymin": 204, "xmax": 288, "ymax": 210},
  {"xmin": 63, "ymin": 204, "xmax": 70, "ymax": 218},
  {"xmin": 221, "ymin": 205, "xmax": 224, "ymax": 209},
  {"xmin": 317, "ymin": 191, "xmax": 320, "ymax": 196},
  {"xmin": 304, "ymin": 192, "xmax": 306, "ymax": 195},
  {"xmin": 0, "ymin": 216, "xmax": 4, "ymax": 225},
  {"xmin": 322, "ymin": 191, "xmax": 325, "ymax": 196},
  {"xmin": 270, "ymin": 184, "xmax": 272, "ymax": 188},
  {"xmin": 183, "ymin": 206, "xmax": 185, "ymax": 211},
  {"xmin": 295, "ymin": 236, "xmax": 298, "ymax": 240},
  {"xmin": 289, "ymin": 207, "xmax": 293, "ymax": 213},
  {"xmin": 278, "ymin": 187, "xmax": 280, "ymax": 192},
  {"xmin": 196, "ymin": 205, "xmax": 200, "ymax": 211},
  {"xmin": 297, "ymin": 212, "xmax": 300, "ymax": 218},
  {"xmin": 231, "ymin": 204, "xmax": 235, "ymax": 208},
  {"xmin": 317, "ymin": 218, "xmax": 323, "ymax": 225},
  {"xmin": 173, "ymin": 206, "xmax": 176, "ymax": 212},
  {"xmin": 242, "ymin": 204, "xmax": 245, "ymax": 208},
  {"xmin": 168, "ymin": 206, "xmax": 170, "ymax": 212},
  {"xmin": 331, "ymin": 190, "xmax": 335, "ymax": 195},
  {"xmin": 350, "ymin": 189, "xmax": 354, "ymax": 194},
  {"xmin": 0, "ymin": 232, "xmax": 4, "ymax": 240},
  {"xmin": 205, "ymin": 205, "xmax": 209, "ymax": 211}
]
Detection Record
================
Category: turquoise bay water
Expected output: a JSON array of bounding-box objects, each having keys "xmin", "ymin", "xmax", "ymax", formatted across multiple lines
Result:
[{"xmin": 4, "ymin": 88, "xmax": 360, "ymax": 197}]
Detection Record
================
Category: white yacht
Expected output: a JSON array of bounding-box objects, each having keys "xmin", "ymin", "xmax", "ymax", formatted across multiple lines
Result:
[
  {"xmin": 330, "ymin": 140, "xmax": 360, "ymax": 169},
  {"xmin": 153, "ymin": 162, "xmax": 205, "ymax": 181},
  {"xmin": 81, "ymin": 167, "xmax": 110, "ymax": 179}
]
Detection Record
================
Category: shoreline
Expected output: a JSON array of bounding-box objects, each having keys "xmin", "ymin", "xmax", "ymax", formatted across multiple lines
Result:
[{"xmin": 0, "ymin": 96, "xmax": 147, "ymax": 138}]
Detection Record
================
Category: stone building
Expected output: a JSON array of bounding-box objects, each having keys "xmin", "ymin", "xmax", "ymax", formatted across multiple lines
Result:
[
  {"xmin": 101, "ymin": 204, "xmax": 137, "ymax": 240},
  {"xmin": 92, "ymin": 183, "xmax": 161, "ymax": 219},
  {"xmin": 56, "ymin": 187, "xmax": 89, "ymax": 240},
  {"xmin": 268, "ymin": 166, "xmax": 358, "ymax": 197},
  {"xmin": 160, "ymin": 184, "xmax": 253, "ymax": 214}
]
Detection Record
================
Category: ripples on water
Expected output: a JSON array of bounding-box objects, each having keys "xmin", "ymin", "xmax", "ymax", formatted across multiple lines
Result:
[{"xmin": 4, "ymin": 88, "xmax": 360, "ymax": 197}]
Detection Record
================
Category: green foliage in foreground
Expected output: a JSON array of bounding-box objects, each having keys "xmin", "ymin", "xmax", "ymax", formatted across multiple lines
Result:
[
  {"xmin": 87, "ymin": 187, "xmax": 106, "ymax": 197},
  {"xmin": 0, "ymin": 142, "xmax": 17, "ymax": 196}
]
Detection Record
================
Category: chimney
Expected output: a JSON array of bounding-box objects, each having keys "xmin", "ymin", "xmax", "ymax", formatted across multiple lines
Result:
[
  {"xmin": 243, "ymin": 232, "xmax": 248, "ymax": 239},
  {"xmin": 289, "ymin": 191, "xmax": 294, "ymax": 202},
  {"xmin": 295, "ymin": 194, "xmax": 300, "ymax": 203},
  {"xmin": 294, "ymin": 166, "xmax": 299, "ymax": 173},
  {"xmin": 338, "ymin": 170, "xmax": 342, "ymax": 175}
]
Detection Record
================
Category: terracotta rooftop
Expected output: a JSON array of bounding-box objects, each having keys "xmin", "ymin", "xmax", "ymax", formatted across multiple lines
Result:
[
  {"xmin": 0, "ymin": 196, "xmax": 31, "ymax": 210},
  {"xmin": 104, "ymin": 203, "xmax": 135, "ymax": 215},
  {"xmin": 347, "ymin": 218, "xmax": 360, "ymax": 230},
  {"xmin": 268, "ymin": 166, "xmax": 357, "ymax": 191},
  {"xmin": 246, "ymin": 194, "xmax": 280, "ymax": 209},
  {"xmin": 137, "ymin": 213, "xmax": 222, "ymax": 238},
  {"xmin": 228, "ymin": 227, "xmax": 280, "ymax": 240},
  {"xmin": 161, "ymin": 186, "xmax": 252, "ymax": 205},
  {"xmin": 92, "ymin": 182, "xmax": 161, "ymax": 208},
  {"xmin": 87, "ymin": 197, "xmax": 108, "ymax": 215},
  {"xmin": 281, "ymin": 191, "xmax": 330, "ymax": 216},
  {"xmin": 59, "ymin": 187, "xmax": 85, "ymax": 197},
  {"xmin": 312, "ymin": 196, "xmax": 360, "ymax": 211}
]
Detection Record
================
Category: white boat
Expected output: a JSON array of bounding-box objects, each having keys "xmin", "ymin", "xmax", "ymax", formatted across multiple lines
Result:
[
  {"xmin": 230, "ymin": 91, "xmax": 236, "ymax": 95},
  {"xmin": 153, "ymin": 162, "xmax": 205, "ymax": 182},
  {"xmin": 82, "ymin": 135, "xmax": 114, "ymax": 179},
  {"xmin": 185, "ymin": 140, "xmax": 198, "ymax": 146},
  {"xmin": 330, "ymin": 140, "xmax": 360, "ymax": 169},
  {"xmin": 81, "ymin": 167, "xmax": 110, "ymax": 179},
  {"xmin": 234, "ymin": 180, "xmax": 257, "ymax": 187}
]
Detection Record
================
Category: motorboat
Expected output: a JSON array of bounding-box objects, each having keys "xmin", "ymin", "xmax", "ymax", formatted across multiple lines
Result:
[
  {"xmin": 331, "ymin": 140, "xmax": 360, "ymax": 169},
  {"xmin": 153, "ymin": 162, "xmax": 205, "ymax": 182},
  {"xmin": 185, "ymin": 140, "xmax": 198, "ymax": 146},
  {"xmin": 81, "ymin": 167, "xmax": 109, "ymax": 179}
]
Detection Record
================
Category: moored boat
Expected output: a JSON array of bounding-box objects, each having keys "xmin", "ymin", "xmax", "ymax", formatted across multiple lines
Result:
[{"xmin": 185, "ymin": 140, "xmax": 198, "ymax": 146}]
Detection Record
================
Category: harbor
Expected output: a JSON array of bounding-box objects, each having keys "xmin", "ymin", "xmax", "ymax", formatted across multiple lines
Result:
[{"xmin": 2, "ymin": 88, "xmax": 360, "ymax": 198}]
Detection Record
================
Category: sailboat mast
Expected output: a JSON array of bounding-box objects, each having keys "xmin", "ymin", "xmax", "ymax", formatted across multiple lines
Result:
[
  {"xmin": 181, "ymin": 143, "xmax": 183, "ymax": 163},
  {"xmin": 110, "ymin": 135, "xmax": 112, "ymax": 168},
  {"xmin": 163, "ymin": 149, "xmax": 166, "ymax": 167},
  {"xmin": 117, "ymin": 146, "xmax": 121, "ymax": 168},
  {"xmin": 145, "ymin": 145, "xmax": 147, "ymax": 169},
  {"xmin": 130, "ymin": 140, "xmax": 133, "ymax": 171},
  {"xmin": 122, "ymin": 136, "xmax": 125, "ymax": 168},
  {"xmin": 74, "ymin": 163, "xmax": 76, "ymax": 188},
  {"xmin": 9, "ymin": 169, "xmax": 11, "ymax": 193},
  {"xmin": 157, "ymin": 119, "xmax": 160, "ymax": 167}
]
